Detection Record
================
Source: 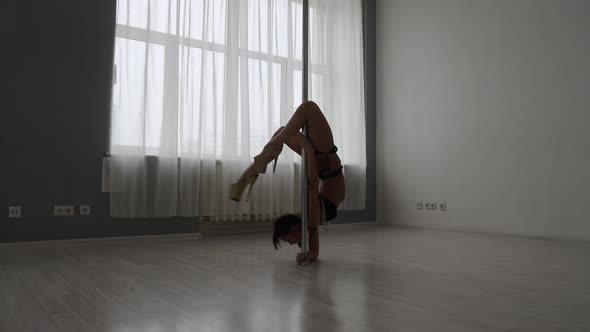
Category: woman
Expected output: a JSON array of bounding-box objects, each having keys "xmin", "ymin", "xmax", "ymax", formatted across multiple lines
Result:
[{"xmin": 230, "ymin": 101, "xmax": 345, "ymax": 264}]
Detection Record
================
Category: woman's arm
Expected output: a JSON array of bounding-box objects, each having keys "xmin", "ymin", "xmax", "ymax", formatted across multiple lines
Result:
[
  {"xmin": 307, "ymin": 226, "xmax": 319, "ymax": 261},
  {"xmin": 300, "ymin": 135, "xmax": 321, "ymax": 261}
]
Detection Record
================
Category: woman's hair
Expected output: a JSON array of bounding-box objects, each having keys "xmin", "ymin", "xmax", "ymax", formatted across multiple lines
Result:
[{"xmin": 272, "ymin": 214, "xmax": 301, "ymax": 249}]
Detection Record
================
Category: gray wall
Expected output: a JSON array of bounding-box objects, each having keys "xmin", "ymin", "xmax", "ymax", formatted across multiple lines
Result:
[
  {"xmin": 377, "ymin": 0, "xmax": 590, "ymax": 240},
  {"xmin": 1, "ymin": 0, "xmax": 376, "ymax": 242}
]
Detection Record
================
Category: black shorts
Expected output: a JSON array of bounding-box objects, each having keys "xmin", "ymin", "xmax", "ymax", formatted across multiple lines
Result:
[{"xmin": 319, "ymin": 195, "xmax": 338, "ymax": 222}]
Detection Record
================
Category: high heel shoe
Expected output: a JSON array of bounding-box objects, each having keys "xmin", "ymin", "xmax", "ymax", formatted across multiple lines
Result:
[
  {"xmin": 252, "ymin": 143, "xmax": 283, "ymax": 174},
  {"xmin": 229, "ymin": 174, "xmax": 259, "ymax": 202}
]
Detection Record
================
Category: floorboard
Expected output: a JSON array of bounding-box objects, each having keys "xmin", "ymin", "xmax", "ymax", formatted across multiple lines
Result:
[{"xmin": 1, "ymin": 225, "xmax": 589, "ymax": 332}]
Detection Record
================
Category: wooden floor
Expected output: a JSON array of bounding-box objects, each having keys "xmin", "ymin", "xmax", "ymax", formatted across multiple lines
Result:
[{"xmin": 1, "ymin": 225, "xmax": 590, "ymax": 332}]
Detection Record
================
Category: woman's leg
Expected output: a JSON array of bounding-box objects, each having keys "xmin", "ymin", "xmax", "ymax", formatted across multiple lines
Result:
[
  {"xmin": 234, "ymin": 126, "xmax": 301, "ymax": 184},
  {"xmin": 268, "ymin": 101, "xmax": 335, "ymax": 153},
  {"xmin": 250, "ymin": 101, "xmax": 335, "ymax": 174},
  {"xmin": 272, "ymin": 126, "xmax": 302, "ymax": 156},
  {"xmin": 231, "ymin": 101, "xmax": 333, "ymax": 199}
]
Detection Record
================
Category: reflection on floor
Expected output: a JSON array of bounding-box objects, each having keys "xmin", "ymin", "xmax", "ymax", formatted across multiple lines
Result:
[{"xmin": 1, "ymin": 224, "xmax": 590, "ymax": 332}]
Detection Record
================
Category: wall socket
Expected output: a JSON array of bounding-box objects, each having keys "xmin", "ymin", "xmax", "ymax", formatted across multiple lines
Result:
[
  {"xmin": 54, "ymin": 205, "xmax": 74, "ymax": 216},
  {"xmin": 8, "ymin": 206, "xmax": 22, "ymax": 218},
  {"xmin": 418, "ymin": 201, "xmax": 447, "ymax": 211},
  {"xmin": 425, "ymin": 202, "xmax": 437, "ymax": 210},
  {"xmin": 80, "ymin": 205, "xmax": 91, "ymax": 216}
]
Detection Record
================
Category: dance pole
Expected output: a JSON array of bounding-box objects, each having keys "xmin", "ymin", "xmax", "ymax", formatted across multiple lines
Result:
[{"xmin": 300, "ymin": 0, "xmax": 309, "ymax": 265}]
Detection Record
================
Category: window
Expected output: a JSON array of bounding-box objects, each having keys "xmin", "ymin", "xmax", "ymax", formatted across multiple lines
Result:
[{"xmin": 111, "ymin": 0, "xmax": 321, "ymax": 158}]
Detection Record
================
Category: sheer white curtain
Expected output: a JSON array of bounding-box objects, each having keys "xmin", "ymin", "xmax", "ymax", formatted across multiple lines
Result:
[
  {"xmin": 106, "ymin": 0, "xmax": 365, "ymax": 218},
  {"xmin": 309, "ymin": 0, "xmax": 366, "ymax": 209}
]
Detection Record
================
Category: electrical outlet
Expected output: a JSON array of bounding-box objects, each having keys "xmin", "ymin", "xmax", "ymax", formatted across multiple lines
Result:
[
  {"xmin": 439, "ymin": 202, "xmax": 447, "ymax": 211},
  {"xmin": 54, "ymin": 205, "xmax": 75, "ymax": 216},
  {"xmin": 416, "ymin": 201, "xmax": 423, "ymax": 210},
  {"xmin": 8, "ymin": 206, "xmax": 21, "ymax": 218},
  {"xmin": 426, "ymin": 202, "xmax": 437, "ymax": 211},
  {"xmin": 80, "ymin": 205, "xmax": 90, "ymax": 216}
]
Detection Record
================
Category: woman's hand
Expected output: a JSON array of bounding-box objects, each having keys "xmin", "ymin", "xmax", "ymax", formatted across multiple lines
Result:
[
  {"xmin": 296, "ymin": 252, "xmax": 308, "ymax": 265},
  {"xmin": 296, "ymin": 251, "xmax": 318, "ymax": 265}
]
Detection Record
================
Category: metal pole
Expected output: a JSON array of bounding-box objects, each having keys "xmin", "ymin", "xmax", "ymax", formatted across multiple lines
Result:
[{"xmin": 300, "ymin": 0, "xmax": 309, "ymax": 264}]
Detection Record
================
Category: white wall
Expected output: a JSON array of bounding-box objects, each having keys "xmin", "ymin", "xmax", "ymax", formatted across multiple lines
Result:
[{"xmin": 376, "ymin": 0, "xmax": 590, "ymax": 240}]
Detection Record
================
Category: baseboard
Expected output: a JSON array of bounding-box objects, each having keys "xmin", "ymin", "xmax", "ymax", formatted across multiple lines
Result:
[
  {"xmin": 0, "ymin": 221, "xmax": 379, "ymax": 251},
  {"xmin": 0, "ymin": 233, "xmax": 202, "ymax": 251},
  {"xmin": 387, "ymin": 223, "xmax": 590, "ymax": 243},
  {"xmin": 325, "ymin": 220, "xmax": 379, "ymax": 229}
]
